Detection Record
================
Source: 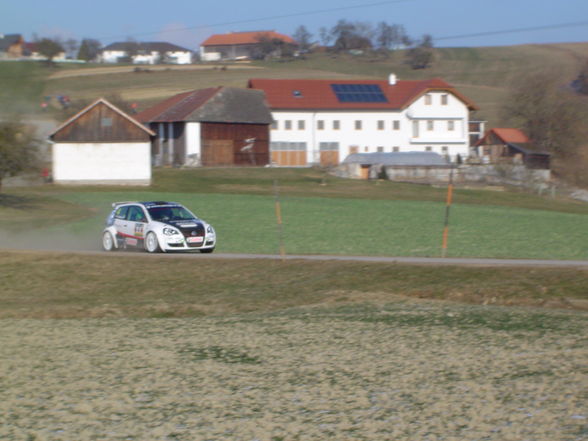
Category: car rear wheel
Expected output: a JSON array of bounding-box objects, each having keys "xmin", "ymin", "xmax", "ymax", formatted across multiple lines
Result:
[
  {"xmin": 102, "ymin": 231, "xmax": 117, "ymax": 251},
  {"xmin": 200, "ymin": 248, "xmax": 215, "ymax": 254},
  {"xmin": 145, "ymin": 232, "xmax": 162, "ymax": 253}
]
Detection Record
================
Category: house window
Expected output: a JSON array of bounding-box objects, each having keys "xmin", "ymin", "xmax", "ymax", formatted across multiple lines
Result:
[
  {"xmin": 412, "ymin": 121, "xmax": 419, "ymax": 138},
  {"xmin": 101, "ymin": 117, "xmax": 112, "ymax": 127},
  {"xmin": 355, "ymin": 120, "xmax": 362, "ymax": 130},
  {"xmin": 442, "ymin": 146, "xmax": 448, "ymax": 154},
  {"xmin": 364, "ymin": 146, "xmax": 369, "ymax": 152},
  {"xmin": 448, "ymin": 120, "xmax": 455, "ymax": 131},
  {"xmin": 317, "ymin": 120, "xmax": 324, "ymax": 130},
  {"xmin": 393, "ymin": 120, "xmax": 400, "ymax": 130},
  {"xmin": 285, "ymin": 120, "xmax": 292, "ymax": 130},
  {"xmin": 393, "ymin": 146, "xmax": 400, "ymax": 152},
  {"xmin": 271, "ymin": 120, "xmax": 278, "ymax": 130},
  {"xmin": 441, "ymin": 94, "xmax": 448, "ymax": 105},
  {"xmin": 298, "ymin": 120, "xmax": 305, "ymax": 130},
  {"xmin": 425, "ymin": 146, "xmax": 432, "ymax": 152},
  {"xmin": 333, "ymin": 120, "xmax": 340, "ymax": 130},
  {"xmin": 377, "ymin": 120, "xmax": 384, "ymax": 130},
  {"xmin": 427, "ymin": 120, "xmax": 434, "ymax": 131},
  {"xmin": 319, "ymin": 142, "xmax": 339, "ymax": 151},
  {"xmin": 271, "ymin": 142, "xmax": 307, "ymax": 151},
  {"xmin": 425, "ymin": 94, "xmax": 432, "ymax": 105},
  {"xmin": 377, "ymin": 146, "xmax": 384, "ymax": 152}
]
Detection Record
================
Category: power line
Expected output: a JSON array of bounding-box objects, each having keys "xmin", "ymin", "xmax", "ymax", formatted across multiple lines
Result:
[
  {"xmin": 435, "ymin": 21, "xmax": 588, "ymax": 42},
  {"xmin": 97, "ymin": 0, "xmax": 413, "ymax": 41}
]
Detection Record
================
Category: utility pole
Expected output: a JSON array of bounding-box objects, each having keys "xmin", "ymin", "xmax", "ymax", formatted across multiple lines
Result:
[
  {"xmin": 273, "ymin": 180, "xmax": 286, "ymax": 260},
  {"xmin": 441, "ymin": 165, "xmax": 455, "ymax": 258}
]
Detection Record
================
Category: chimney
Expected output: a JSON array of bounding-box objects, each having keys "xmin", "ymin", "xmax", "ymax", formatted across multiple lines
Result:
[{"xmin": 388, "ymin": 73, "xmax": 397, "ymax": 85}]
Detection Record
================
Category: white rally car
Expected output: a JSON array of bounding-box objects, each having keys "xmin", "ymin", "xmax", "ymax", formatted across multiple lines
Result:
[{"xmin": 102, "ymin": 201, "xmax": 216, "ymax": 253}]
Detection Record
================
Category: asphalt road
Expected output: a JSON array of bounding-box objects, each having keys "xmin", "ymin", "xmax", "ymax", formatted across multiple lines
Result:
[{"xmin": 9, "ymin": 248, "xmax": 588, "ymax": 268}]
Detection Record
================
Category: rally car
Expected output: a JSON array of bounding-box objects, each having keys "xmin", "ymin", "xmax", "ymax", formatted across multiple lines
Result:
[{"xmin": 102, "ymin": 201, "xmax": 216, "ymax": 253}]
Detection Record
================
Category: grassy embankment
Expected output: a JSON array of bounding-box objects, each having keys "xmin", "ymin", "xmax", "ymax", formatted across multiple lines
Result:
[{"xmin": 26, "ymin": 42, "xmax": 588, "ymax": 125}]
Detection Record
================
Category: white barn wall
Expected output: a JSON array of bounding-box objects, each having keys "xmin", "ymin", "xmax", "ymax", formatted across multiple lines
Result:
[
  {"xmin": 185, "ymin": 122, "xmax": 201, "ymax": 165},
  {"xmin": 53, "ymin": 142, "xmax": 151, "ymax": 185}
]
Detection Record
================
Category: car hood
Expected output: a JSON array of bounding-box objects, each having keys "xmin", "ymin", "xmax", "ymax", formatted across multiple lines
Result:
[{"xmin": 156, "ymin": 219, "xmax": 204, "ymax": 229}]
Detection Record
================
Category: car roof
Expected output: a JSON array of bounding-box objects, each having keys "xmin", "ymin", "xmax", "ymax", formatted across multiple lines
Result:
[{"xmin": 112, "ymin": 201, "xmax": 182, "ymax": 208}]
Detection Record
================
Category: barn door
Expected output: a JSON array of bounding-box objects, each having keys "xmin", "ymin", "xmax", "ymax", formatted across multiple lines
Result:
[
  {"xmin": 320, "ymin": 150, "xmax": 339, "ymax": 167},
  {"xmin": 202, "ymin": 140, "xmax": 234, "ymax": 166}
]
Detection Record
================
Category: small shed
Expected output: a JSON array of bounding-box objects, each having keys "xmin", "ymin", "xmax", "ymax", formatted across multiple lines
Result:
[
  {"xmin": 476, "ymin": 128, "xmax": 550, "ymax": 169},
  {"xmin": 49, "ymin": 98, "xmax": 155, "ymax": 185},
  {"xmin": 341, "ymin": 152, "xmax": 450, "ymax": 180},
  {"xmin": 137, "ymin": 87, "xmax": 272, "ymax": 167}
]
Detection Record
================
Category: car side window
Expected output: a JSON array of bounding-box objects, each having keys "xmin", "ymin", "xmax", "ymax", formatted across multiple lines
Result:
[
  {"xmin": 114, "ymin": 206, "xmax": 129, "ymax": 220},
  {"xmin": 127, "ymin": 206, "xmax": 147, "ymax": 223}
]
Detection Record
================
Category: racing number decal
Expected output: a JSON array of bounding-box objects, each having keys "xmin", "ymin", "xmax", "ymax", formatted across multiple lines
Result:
[{"xmin": 134, "ymin": 223, "xmax": 144, "ymax": 237}]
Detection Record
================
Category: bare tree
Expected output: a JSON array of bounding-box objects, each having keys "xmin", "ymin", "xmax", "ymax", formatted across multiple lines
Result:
[
  {"xmin": 293, "ymin": 25, "xmax": 313, "ymax": 52},
  {"xmin": 331, "ymin": 20, "xmax": 373, "ymax": 52},
  {"xmin": 405, "ymin": 34, "xmax": 434, "ymax": 69},
  {"xmin": 502, "ymin": 70, "xmax": 587, "ymax": 159},
  {"xmin": 77, "ymin": 39, "xmax": 101, "ymax": 62},
  {"xmin": 63, "ymin": 38, "xmax": 78, "ymax": 59},
  {"xmin": 37, "ymin": 38, "xmax": 64, "ymax": 63},
  {"xmin": 0, "ymin": 121, "xmax": 39, "ymax": 191},
  {"xmin": 376, "ymin": 22, "xmax": 408, "ymax": 50},
  {"xmin": 318, "ymin": 27, "xmax": 332, "ymax": 47}
]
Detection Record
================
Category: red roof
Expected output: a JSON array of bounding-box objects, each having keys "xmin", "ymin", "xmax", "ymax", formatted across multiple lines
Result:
[
  {"xmin": 136, "ymin": 88, "xmax": 221, "ymax": 123},
  {"xmin": 480, "ymin": 128, "xmax": 530, "ymax": 144},
  {"xmin": 201, "ymin": 31, "xmax": 295, "ymax": 47},
  {"xmin": 248, "ymin": 78, "xmax": 478, "ymax": 111}
]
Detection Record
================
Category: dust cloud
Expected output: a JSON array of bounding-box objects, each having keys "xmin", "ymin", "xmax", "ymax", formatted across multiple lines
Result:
[{"xmin": 0, "ymin": 228, "xmax": 101, "ymax": 252}]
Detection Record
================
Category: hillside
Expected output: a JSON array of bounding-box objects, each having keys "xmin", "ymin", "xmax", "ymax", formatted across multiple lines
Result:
[{"xmin": 2, "ymin": 42, "xmax": 587, "ymax": 126}]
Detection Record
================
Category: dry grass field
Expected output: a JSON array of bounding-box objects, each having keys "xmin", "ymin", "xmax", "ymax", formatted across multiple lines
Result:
[{"xmin": 1, "ymin": 303, "xmax": 586, "ymax": 441}]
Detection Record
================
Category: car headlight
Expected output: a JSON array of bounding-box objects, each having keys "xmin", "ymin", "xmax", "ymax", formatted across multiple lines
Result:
[
  {"xmin": 163, "ymin": 227, "xmax": 180, "ymax": 236},
  {"xmin": 206, "ymin": 225, "xmax": 214, "ymax": 234}
]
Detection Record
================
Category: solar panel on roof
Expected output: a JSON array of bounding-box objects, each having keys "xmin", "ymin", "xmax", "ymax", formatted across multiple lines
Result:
[{"xmin": 331, "ymin": 84, "xmax": 387, "ymax": 103}]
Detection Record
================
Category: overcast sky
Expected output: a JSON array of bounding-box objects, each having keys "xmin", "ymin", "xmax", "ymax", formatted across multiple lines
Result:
[{"xmin": 3, "ymin": 0, "xmax": 587, "ymax": 50}]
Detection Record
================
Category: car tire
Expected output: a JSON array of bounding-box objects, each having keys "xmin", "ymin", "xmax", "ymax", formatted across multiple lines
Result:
[
  {"xmin": 145, "ymin": 232, "xmax": 162, "ymax": 253},
  {"xmin": 200, "ymin": 248, "xmax": 215, "ymax": 254},
  {"xmin": 102, "ymin": 231, "xmax": 117, "ymax": 251}
]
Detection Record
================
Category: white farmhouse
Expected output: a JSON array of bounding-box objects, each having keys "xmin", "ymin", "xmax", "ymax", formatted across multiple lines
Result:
[{"xmin": 248, "ymin": 75, "xmax": 478, "ymax": 166}]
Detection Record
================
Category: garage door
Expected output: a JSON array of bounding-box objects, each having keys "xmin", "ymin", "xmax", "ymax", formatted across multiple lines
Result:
[
  {"xmin": 202, "ymin": 140, "xmax": 234, "ymax": 166},
  {"xmin": 270, "ymin": 142, "xmax": 307, "ymax": 166}
]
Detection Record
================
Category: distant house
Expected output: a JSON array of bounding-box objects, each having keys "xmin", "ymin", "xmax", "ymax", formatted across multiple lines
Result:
[
  {"xmin": 99, "ymin": 42, "xmax": 193, "ymax": 64},
  {"xmin": 200, "ymin": 31, "xmax": 296, "ymax": 61},
  {"xmin": 49, "ymin": 98, "xmax": 155, "ymax": 185},
  {"xmin": 22, "ymin": 42, "xmax": 67, "ymax": 61},
  {"xmin": 249, "ymin": 75, "xmax": 478, "ymax": 167},
  {"xmin": 136, "ymin": 87, "xmax": 273, "ymax": 167},
  {"xmin": 476, "ymin": 128, "xmax": 550, "ymax": 169},
  {"xmin": 0, "ymin": 34, "xmax": 24, "ymax": 58}
]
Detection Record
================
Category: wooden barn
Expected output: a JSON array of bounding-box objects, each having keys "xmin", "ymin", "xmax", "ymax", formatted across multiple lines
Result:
[
  {"xmin": 49, "ymin": 98, "xmax": 154, "ymax": 185},
  {"xmin": 476, "ymin": 128, "xmax": 551, "ymax": 169},
  {"xmin": 136, "ymin": 87, "xmax": 273, "ymax": 167}
]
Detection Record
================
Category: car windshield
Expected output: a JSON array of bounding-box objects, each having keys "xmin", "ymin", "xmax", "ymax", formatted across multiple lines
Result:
[{"xmin": 148, "ymin": 206, "xmax": 196, "ymax": 222}]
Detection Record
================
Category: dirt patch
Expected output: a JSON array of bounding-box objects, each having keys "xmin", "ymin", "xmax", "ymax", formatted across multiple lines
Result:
[{"xmin": 48, "ymin": 64, "xmax": 263, "ymax": 80}]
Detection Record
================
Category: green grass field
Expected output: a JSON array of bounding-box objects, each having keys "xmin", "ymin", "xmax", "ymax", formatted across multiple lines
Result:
[{"xmin": 4, "ymin": 168, "xmax": 587, "ymax": 260}]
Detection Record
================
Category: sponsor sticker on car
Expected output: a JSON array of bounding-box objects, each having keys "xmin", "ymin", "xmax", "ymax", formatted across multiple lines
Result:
[{"xmin": 186, "ymin": 236, "xmax": 204, "ymax": 244}]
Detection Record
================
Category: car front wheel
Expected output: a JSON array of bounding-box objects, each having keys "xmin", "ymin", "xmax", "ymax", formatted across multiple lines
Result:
[
  {"xmin": 145, "ymin": 232, "xmax": 162, "ymax": 253},
  {"xmin": 102, "ymin": 231, "xmax": 117, "ymax": 251}
]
